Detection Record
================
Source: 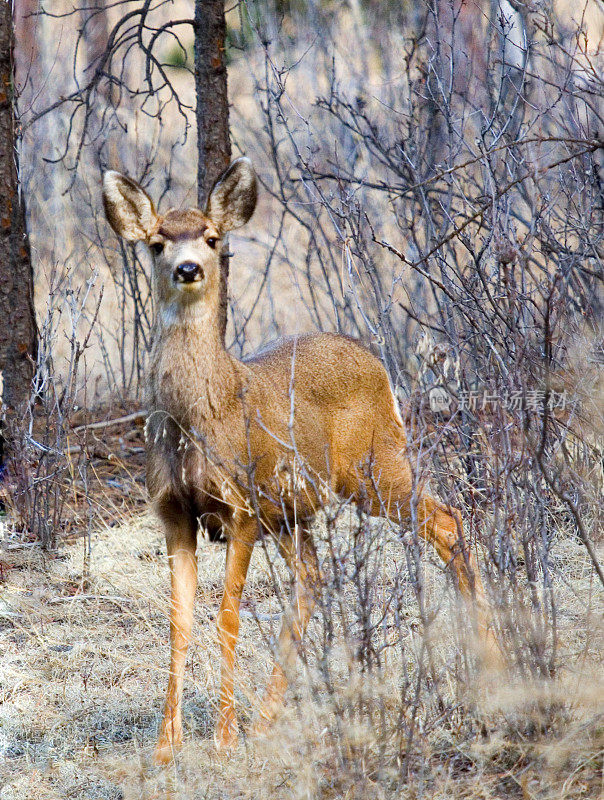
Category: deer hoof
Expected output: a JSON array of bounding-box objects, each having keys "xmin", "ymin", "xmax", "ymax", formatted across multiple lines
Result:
[
  {"xmin": 250, "ymin": 714, "xmax": 273, "ymax": 738},
  {"xmin": 251, "ymin": 697, "xmax": 284, "ymax": 738},
  {"xmin": 154, "ymin": 734, "xmax": 182, "ymax": 765},
  {"xmin": 154, "ymin": 714, "xmax": 183, "ymax": 765},
  {"xmin": 214, "ymin": 708, "xmax": 239, "ymax": 751}
]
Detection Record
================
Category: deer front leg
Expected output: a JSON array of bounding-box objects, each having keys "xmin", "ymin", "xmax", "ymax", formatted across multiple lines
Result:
[
  {"xmin": 215, "ymin": 529, "xmax": 255, "ymax": 751},
  {"xmin": 155, "ymin": 510, "xmax": 198, "ymax": 765}
]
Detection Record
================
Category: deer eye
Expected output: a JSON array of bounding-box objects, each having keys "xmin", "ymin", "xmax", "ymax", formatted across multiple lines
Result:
[
  {"xmin": 206, "ymin": 237, "xmax": 218, "ymax": 249},
  {"xmin": 150, "ymin": 242, "xmax": 164, "ymax": 257}
]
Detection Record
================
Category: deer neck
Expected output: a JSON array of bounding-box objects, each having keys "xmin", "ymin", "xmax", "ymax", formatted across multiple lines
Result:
[{"xmin": 149, "ymin": 295, "xmax": 237, "ymax": 426}]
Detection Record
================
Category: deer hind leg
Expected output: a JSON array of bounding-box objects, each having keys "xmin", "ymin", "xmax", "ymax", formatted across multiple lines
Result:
[
  {"xmin": 155, "ymin": 501, "xmax": 198, "ymax": 765},
  {"xmin": 416, "ymin": 494, "xmax": 483, "ymax": 598},
  {"xmin": 415, "ymin": 494, "xmax": 501, "ymax": 666},
  {"xmin": 359, "ymin": 451, "xmax": 500, "ymax": 667},
  {"xmin": 214, "ymin": 520, "xmax": 256, "ymax": 751},
  {"xmin": 253, "ymin": 528, "xmax": 321, "ymax": 735}
]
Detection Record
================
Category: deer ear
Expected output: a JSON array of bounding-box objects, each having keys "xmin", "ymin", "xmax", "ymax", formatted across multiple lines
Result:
[
  {"xmin": 102, "ymin": 171, "xmax": 158, "ymax": 242},
  {"xmin": 206, "ymin": 157, "xmax": 257, "ymax": 232}
]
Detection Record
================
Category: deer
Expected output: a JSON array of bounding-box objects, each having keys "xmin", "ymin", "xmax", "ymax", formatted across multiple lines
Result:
[{"xmin": 102, "ymin": 157, "xmax": 499, "ymax": 765}]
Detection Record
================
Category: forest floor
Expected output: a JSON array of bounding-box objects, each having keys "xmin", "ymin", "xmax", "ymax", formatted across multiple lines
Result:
[{"xmin": 0, "ymin": 415, "xmax": 602, "ymax": 800}]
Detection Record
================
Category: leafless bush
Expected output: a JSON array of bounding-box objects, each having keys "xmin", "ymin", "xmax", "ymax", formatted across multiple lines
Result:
[{"xmin": 5, "ymin": 259, "xmax": 102, "ymax": 548}]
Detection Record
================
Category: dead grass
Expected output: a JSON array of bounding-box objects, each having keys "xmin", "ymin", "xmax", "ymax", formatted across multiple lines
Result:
[{"xmin": 1, "ymin": 499, "xmax": 602, "ymax": 799}]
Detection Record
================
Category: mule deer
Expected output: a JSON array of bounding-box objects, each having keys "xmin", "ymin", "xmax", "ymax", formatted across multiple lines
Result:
[{"xmin": 102, "ymin": 158, "xmax": 498, "ymax": 764}]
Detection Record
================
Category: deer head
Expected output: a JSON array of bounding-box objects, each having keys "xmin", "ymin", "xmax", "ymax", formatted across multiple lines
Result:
[{"xmin": 102, "ymin": 158, "xmax": 257, "ymax": 310}]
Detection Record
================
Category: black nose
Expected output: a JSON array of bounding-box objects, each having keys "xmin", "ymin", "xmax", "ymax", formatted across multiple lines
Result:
[{"xmin": 175, "ymin": 262, "xmax": 203, "ymax": 283}]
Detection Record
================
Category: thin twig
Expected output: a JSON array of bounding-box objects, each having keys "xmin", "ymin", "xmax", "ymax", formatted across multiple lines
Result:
[{"xmin": 72, "ymin": 410, "xmax": 147, "ymax": 434}]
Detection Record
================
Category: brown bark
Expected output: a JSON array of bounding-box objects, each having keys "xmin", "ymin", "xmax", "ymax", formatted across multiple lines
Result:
[
  {"xmin": 194, "ymin": 0, "xmax": 231, "ymax": 342},
  {"xmin": 0, "ymin": 2, "xmax": 36, "ymax": 444}
]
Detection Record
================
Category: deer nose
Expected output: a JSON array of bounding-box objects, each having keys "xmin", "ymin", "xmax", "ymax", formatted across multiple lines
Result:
[{"xmin": 174, "ymin": 262, "xmax": 203, "ymax": 283}]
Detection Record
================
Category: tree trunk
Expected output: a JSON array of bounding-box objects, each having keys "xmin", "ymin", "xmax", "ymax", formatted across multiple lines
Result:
[
  {"xmin": 79, "ymin": 0, "xmax": 116, "ymax": 106},
  {"xmin": 13, "ymin": 0, "xmax": 39, "ymax": 74},
  {"xmin": 194, "ymin": 0, "xmax": 231, "ymax": 342},
  {"xmin": 0, "ymin": 2, "xmax": 36, "ymax": 456}
]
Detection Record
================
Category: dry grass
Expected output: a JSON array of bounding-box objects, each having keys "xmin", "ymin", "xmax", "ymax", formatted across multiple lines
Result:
[{"xmin": 1, "ymin": 499, "xmax": 602, "ymax": 799}]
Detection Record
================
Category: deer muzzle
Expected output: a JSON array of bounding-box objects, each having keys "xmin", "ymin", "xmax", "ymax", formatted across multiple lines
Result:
[{"xmin": 174, "ymin": 262, "xmax": 204, "ymax": 284}]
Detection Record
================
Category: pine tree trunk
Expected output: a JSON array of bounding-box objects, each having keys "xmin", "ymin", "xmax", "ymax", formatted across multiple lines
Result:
[
  {"xmin": 194, "ymin": 0, "xmax": 231, "ymax": 342},
  {"xmin": 0, "ymin": 1, "xmax": 36, "ymax": 458}
]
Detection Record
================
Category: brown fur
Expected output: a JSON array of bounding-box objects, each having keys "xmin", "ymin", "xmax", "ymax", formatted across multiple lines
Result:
[
  {"xmin": 102, "ymin": 158, "xmax": 498, "ymax": 765},
  {"xmin": 158, "ymin": 209, "xmax": 208, "ymax": 242}
]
